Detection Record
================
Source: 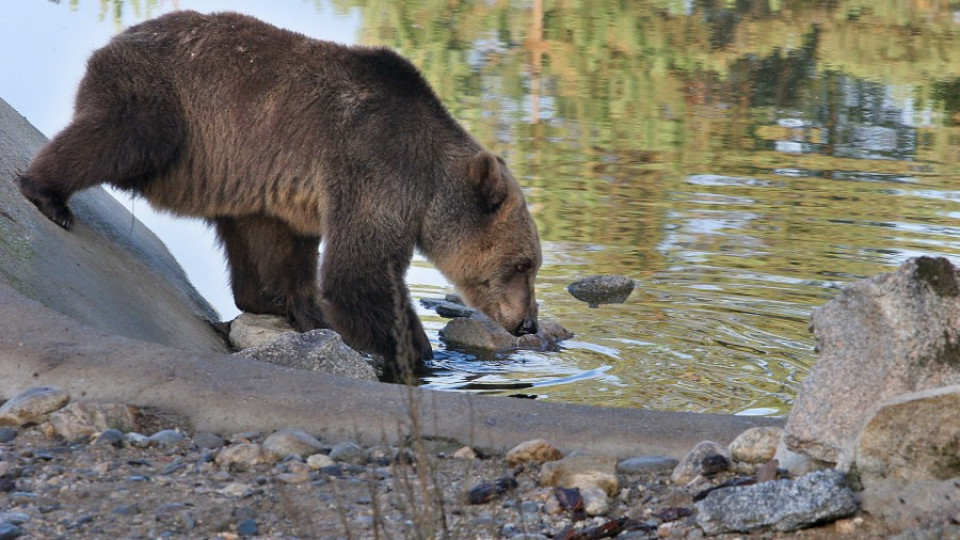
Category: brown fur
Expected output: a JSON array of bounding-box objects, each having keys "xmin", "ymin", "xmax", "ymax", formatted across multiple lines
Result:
[{"xmin": 18, "ymin": 11, "xmax": 541, "ymax": 371}]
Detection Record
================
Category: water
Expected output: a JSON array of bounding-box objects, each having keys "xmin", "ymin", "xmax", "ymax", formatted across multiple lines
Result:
[{"xmin": 4, "ymin": 1, "xmax": 960, "ymax": 416}]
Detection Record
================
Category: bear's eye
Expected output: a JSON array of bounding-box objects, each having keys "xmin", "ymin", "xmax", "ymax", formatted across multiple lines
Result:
[
  {"xmin": 484, "ymin": 198, "xmax": 504, "ymax": 215},
  {"xmin": 515, "ymin": 262, "xmax": 531, "ymax": 274}
]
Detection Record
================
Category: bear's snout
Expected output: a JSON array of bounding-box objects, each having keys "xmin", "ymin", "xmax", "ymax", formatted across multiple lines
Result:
[{"xmin": 516, "ymin": 317, "xmax": 538, "ymax": 336}]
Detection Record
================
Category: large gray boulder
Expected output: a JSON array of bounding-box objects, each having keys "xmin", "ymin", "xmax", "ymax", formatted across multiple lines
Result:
[
  {"xmin": 784, "ymin": 257, "xmax": 960, "ymax": 463},
  {"xmin": 0, "ymin": 96, "xmax": 226, "ymax": 352}
]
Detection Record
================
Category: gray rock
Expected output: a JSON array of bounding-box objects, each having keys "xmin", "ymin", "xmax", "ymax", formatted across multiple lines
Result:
[
  {"xmin": 235, "ymin": 329, "xmax": 377, "ymax": 381},
  {"xmin": 888, "ymin": 522, "xmax": 960, "ymax": 540},
  {"xmin": 539, "ymin": 453, "xmax": 618, "ymax": 496},
  {"xmin": 773, "ymin": 437, "xmax": 830, "ymax": 477},
  {"xmin": 0, "ymin": 523, "xmax": 21, "ymax": 540},
  {"xmin": 419, "ymin": 297, "xmax": 478, "ymax": 319},
  {"xmin": 785, "ymin": 257, "xmax": 960, "ymax": 463},
  {"xmin": 0, "ymin": 513, "xmax": 29, "ymax": 525},
  {"xmin": 237, "ymin": 517, "xmax": 259, "ymax": 537},
  {"xmin": 0, "ymin": 427, "xmax": 17, "ymax": 443},
  {"xmin": 440, "ymin": 317, "xmax": 572, "ymax": 352},
  {"xmin": 93, "ymin": 428, "xmax": 125, "ymax": 447},
  {"xmin": 329, "ymin": 441, "xmax": 366, "ymax": 465},
  {"xmin": 262, "ymin": 428, "xmax": 325, "ymax": 459},
  {"xmin": 729, "ymin": 426, "xmax": 782, "ymax": 464},
  {"xmin": 860, "ymin": 478, "xmax": 960, "ymax": 535},
  {"xmin": 567, "ymin": 275, "xmax": 635, "ymax": 307},
  {"xmin": 193, "ymin": 431, "xmax": 225, "ymax": 450},
  {"xmin": 148, "ymin": 429, "xmax": 187, "ymax": 448},
  {"xmin": 124, "ymin": 432, "xmax": 151, "ymax": 448},
  {"xmin": 671, "ymin": 441, "xmax": 730, "ymax": 484},
  {"xmin": 0, "ymin": 387, "xmax": 69, "ymax": 427},
  {"xmin": 47, "ymin": 402, "xmax": 137, "ymax": 442},
  {"xmin": 228, "ymin": 313, "xmax": 297, "ymax": 351},
  {"xmin": 617, "ymin": 455, "xmax": 679, "ymax": 474},
  {"xmin": 695, "ymin": 469, "xmax": 858, "ymax": 534}
]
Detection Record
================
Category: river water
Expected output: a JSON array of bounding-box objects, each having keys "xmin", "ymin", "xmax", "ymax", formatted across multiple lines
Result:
[{"xmin": 3, "ymin": 1, "xmax": 960, "ymax": 416}]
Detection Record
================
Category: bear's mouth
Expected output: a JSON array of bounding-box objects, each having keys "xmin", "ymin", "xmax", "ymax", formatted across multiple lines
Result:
[{"xmin": 512, "ymin": 317, "xmax": 538, "ymax": 336}]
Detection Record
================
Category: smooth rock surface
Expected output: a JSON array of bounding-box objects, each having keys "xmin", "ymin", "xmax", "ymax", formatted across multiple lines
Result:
[
  {"xmin": 506, "ymin": 439, "xmax": 563, "ymax": 466},
  {"xmin": 566, "ymin": 275, "xmax": 636, "ymax": 307},
  {"xmin": 539, "ymin": 453, "xmax": 619, "ymax": 496},
  {"xmin": 228, "ymin": 314, "xmax": 297, "ymax": 351},
  {"xmin": 0, "ymin": 386, "xmax": 69, "ymax": 427},
  {"xmin": 235, "ymin": 329, "xmax": 377, "ymax": 381},
  {"xmin": 262, "ymin": 428, "xmax": 325, "ymax": 459},
  {"xmin": 848, "ymin": 384, "xmax": 960, "ymax": 485},
  {"xmin": 47, "ymin": 402, "xmax": 137, "ymax": 442},
  {"xmin": 671, "ymin": 441, "xmax": 730, "ymax": 484},
  {"xmin": 729, "ymin": 426, "xmax": 783, "ymax": 464},
  {"xmin": 786, "ymin": 257, "xmax": 960, "ymax": 463},
  {"xmin": 695, "ymin": 469, "xmax": 858, "ymax": 534}
]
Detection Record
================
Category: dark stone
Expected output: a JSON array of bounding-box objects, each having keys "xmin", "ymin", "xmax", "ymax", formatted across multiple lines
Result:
[
  {"xmin": 93, "ymin": 429, "xmax": 125, "ymax": 447},
  {"xmin": 617, "ymin": 455, "xmax": 679, "ymax": 474},
  {"xmin": 113, "ymin": 504, "xmax": 141, "ymax": 516},
  {"xmin": 0, "ymin": 428, "xmax": 17, "ymax": 444},
  {"xmin": 0, "ymin": 523, "xmax": 22, "ymax": 540},
  {"xmin": 193, "ymin": 431, "xmax": 225, "ymax": 450},
  {"xmin": 419, "ymin": 297, "xmax": 478, "ymax": 319},
  {"xmin": 237, "ymin": 518, "xmax": 259, "ymax": 537},
  {"xmin": 567, "ymin": 275, "xmax": 635, "ymax": 307}
]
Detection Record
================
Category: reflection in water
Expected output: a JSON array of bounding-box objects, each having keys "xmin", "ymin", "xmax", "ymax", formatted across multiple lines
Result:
[{"xmin": 32, "ymin": 1, "xmax": 960, "ymax": 415}]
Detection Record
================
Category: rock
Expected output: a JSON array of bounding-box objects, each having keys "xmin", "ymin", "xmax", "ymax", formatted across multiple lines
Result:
[
  {"xmin": 124, "ymin": 432, "xmax": 151, "ymax": 448},
  {"xmin": 888, "ymin": 522, "xmax": 960, "ymax": 540},
  {"xmin": 0, "ymin": 427, "xmax": 17, "ymax": 443},
  {"xmin": 262, "ymin": 428, "xmax": 325, "ymax": 459},
  {"xmin": 93, "ymin": 429, "xmax": 125, "ymax": 447},
  {"xmin": 695, "ymin": 469, "xmax": 858, "ymax": 534},
  {"xmin": 860, "ymin": 478, "xmax": 960, "ymax": 534},
  {"xmin": 506, "ymin": 439, "xmax": 562, "ymax": 466},
  {"xmin": 617, "ymin": 455, "xmax": 679, "ymax": 474},
  {"xmin": 306, "ymin": 453, "xmax": 336, "ymax": 470},
  {"xmin": 0, "ymin": 387, "xmax": 69, "ymax": 427},
  {"xmin": 440, "ymin": 317, "xmax": 572, "ymax": 352},
  {"xmin": 785, "ymin": 257, "xmax": 960, "ymax": 463},
  {"xmin": 329, "ymin": 441, "xmax": 366, "ymax": 465},
  {"xmin": 452, "ymin": 446, "xmax": 477, "ymax": 460},
  {"xmin": 729, "ymin": 427, "xmax": 782, "ymax": 464},
  {"xmin": 0, "ymin": 523, "xmax": 21, "ymax": 540},
  {"xmin": 773, "ymin": 437, "xmax": 829, "ymax": 477},
  {"xmin": 419, "ymin": 297, "xmax": 478, "ymax": 319},
  {"xmin": 193, "ymin": 431, "xmax": 225, "ymax": 450},
  {"xmin": 228, "ymin": 313, "xmax": 297, "ymax": 350},
  {"xmin": 539, "ymin": 453, "xmax": 618, "ymax": 497},
  {"xmin": 234, "ymin": 329, "xmax": 377, "ymax": 381},
  {"xmin": 236, "ymin": 517, "xmax": 259, "ymax": 537},
  {"xmin": 670, "ymin": 441, "xmax": 730, "ymax": 484},
  {"xmin": 47, "ymin": 402, "xmax": 137, "ymax": 442},
  {"xmin": 580, "ymin": 485, "xmax": 610, "ymax": 516},
  {"xmin": 149, "ymin": 429, "xmax": 187, "ymax": 448},
  {"xmin": 846, "ymin": 385, "xmax": 960, "ymax": 485},
  {"xmin": 215, "ymin": 444, "xmax": 279, "ymax": 472},
  {"xmin": 567, "ymin": 275, "xmax": 635, "ymax": 307}
]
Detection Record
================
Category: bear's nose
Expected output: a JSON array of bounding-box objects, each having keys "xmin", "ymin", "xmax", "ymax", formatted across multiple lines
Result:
[{"xmin": 518, "ymin": 317, "xmax": 538, "ymax": 335}]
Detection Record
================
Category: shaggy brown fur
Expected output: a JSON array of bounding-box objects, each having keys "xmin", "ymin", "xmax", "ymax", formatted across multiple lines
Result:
[{"xmin": 19, "ymin": 10, "xmax": 541, "ymax": 371}]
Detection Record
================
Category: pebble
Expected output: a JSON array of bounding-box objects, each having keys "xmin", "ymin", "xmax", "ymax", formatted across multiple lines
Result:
[
  {"xmin": 216, "ymin": 444, "xmax": 279, "ymax": 472},
  {"xmin": 506, "ymin": 439, "xmax": 562, "ymax": 466},
  {"xmin": 262, "ymin": 428, "xmax": 325, "ymax": 458},
  {"xmin": 0, "ymin": 428, "xmax": 18, "ymax": 443},
  {"xmin": 149, "ymin": 429, "xmax": 187, "ymax": 447},
  {"xmin": 728, "ymin": 427, "xmax": 783, "ymax": 464},
  {"xmin": 193, "ymin": 431, "xmax": 226, "ymax": 449},
  {"xmin": 0, "ymin": 387, "xmax": 70, "ymax": 427},
  {"xmin": 452, "ymin": 446, "xmax": 477, "ymax": 460},
  {"xmin": 0, "ymin": 514, "xmax": 28, "ymax": 526},
  {"xmin": 113, "ymin": 504, "xmax": 141, "ymax": 516},
  {"xmin": 48, "ymin": 402, "xmax": 137, "ymax": 442},
  {"xmin": 540, "ymin": 453, "xmax": 619, "ymax": 496},
  {"xmin": 0, "ymin": 523, "xmax": 21, "ymax": 540},
  {"xmin": 329, "ymin": 441, "xmax": 366, "ymax": 464},
  {"xmin": 236, "ymin": 518, "xmax": 259, "ymax": 537},
  {"xmin": 617, "ymin": 455, "xmax": 679, "ymax": 474},
  {"xmin": 580, "ymin": 485, "xmax": 610, "ymax": 516},
  {"xmin": 93, "ymin": 428, "xmax": 125, "ymax": 447},
  {"xmin": 306, "ymin": 453, "xmax": 336, "ymax": 470},
  {"xmin": 124, "ymin": 432, "xmax": 151, "ymax": 448},
  {"xmin": 671, "ymin": 441, "xmax": 731, "ymax": 484},
  {"xmin": 567, "ymin": 275, "xmax": 636, "ymax": 307}
]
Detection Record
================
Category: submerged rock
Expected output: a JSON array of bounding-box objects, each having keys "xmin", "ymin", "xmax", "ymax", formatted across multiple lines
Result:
[
  {"xmin": 566, "ymin": 275, "xmax": 636, "ymax": 308},
  {"xmin": 234, "ymin": 329, "xmax": 377, "ymax": 381}
]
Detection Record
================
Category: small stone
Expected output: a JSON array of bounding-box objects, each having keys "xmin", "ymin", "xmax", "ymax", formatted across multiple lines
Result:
[
  {"xmin": 149, "ymin": 429, "xmax": 187, "ymax": 448},
  {"xmin": 0, "ymin": 387, "xmax": 70, "ymax": 427},
  {"xmin": 217, "ymin": 483, "xmax": 255, "ymax": 497},
  {"xmin": 306, "ymin": 454, "xmax": 336, "ymax": 470},
  {"xmin": 0, "ymin": 513, "xmax": 29, "ymax": 525},
  {"xmin": 617, "ymin": 455, "xmax": 679, "ymax": 474},
  {"xmin": 452, "ymin": 446, "xmax": 477, "ymax": 460},
  {"xmin": 93, "ymin": 429, "xmax": 125, "ymax": 447},
  {"xmin": 580, "ymin": 485, "xmax": 610, "ymax": 516},
  {"xmin": 216, "ymin": 444, "xmax": 278, "ymax": 472},
  {"xmin": 124, "ymin": 432, "xmax": 151, "ymax": 448},
  {"xmin": 0, "ymin": 428, "xmax": 17, "ymax": 444},
  {"xmin": 671, "ymin": 441, "xmax": 731, "ymax": 484},
  {"xmin": 277, "ymin": 471, "xmax": 311, "ymax": 484},
  {"xmin": 229, "ymin": 313, "xmax": 297, "ymax": 350},
  {"xmin": 262, "ymin": 428, "xmax": 325, "ymax": 459},
  {"xmin": 0, "ymin": 523, "xmax": 21, "ymax": 540},
  {"xmin": 193, "ymin": 432, "xmax": 225, "ymax": 450},
  {"xmin": 540, "ymin": 453, "xmax": 619, "ymax": 496},
  {"xmin": 506, "ymin": 439, "xmax": 562, "ymax": 466},
  {"xmin": 48, "ymin": 402, "xmax": 137, "ymax": 442},
  {"xmin": 236, "ymin": 518, "xmax": 258, "ymax": 537},
  {"xmin": 729, "ymin": 427, "xmax": 783, "ymax": 464},
  {"xmin": 113, "ymin": 504, "xmax": 141, "ymax": 516},
  {"xmin": 567, "ymin": 275, "xmax": 635, "ymax": 307},
  {"xmin": 329, "ymin": 442, "xmax": 366, "ymax": 465}
]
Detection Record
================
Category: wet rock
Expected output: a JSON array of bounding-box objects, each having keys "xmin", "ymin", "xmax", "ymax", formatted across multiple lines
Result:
[
  {"xmin": 329, "ymin": 441, "xmax": 366, "ymax": 465},
  {"xmin": 695, "ymin": 469, "xmax": 858, "ymax": 534},
  {"xmin": 506, "ymin": 439, "xmax": 562, "ymax": 466},
  {"xmin": 786, "ymin": 257, "xmax": 960, "ymax": 463},
  {"xmin": 149, "ymin": 429, "xmax": 187, "ymax": 448},
  {"xmin": 262, "ymin": 428, "xmax": 325, "ymax": 459},
  {"xmin": 234, "ymin": 329, "xmax": 377, "ymax": 381},
  {"xmin": 0, "ymin": 387, "xmax": 69, "ymax": 427},
  {"xmin": 193, "ymin": 431, "xmax": 225, "ymax": 450},
  {"xmin": 860, "ymin": 478, "xmax": 960, "ymax": 535},
  {"xmin": 228, "ymin": 313, "xmax": 297, "ymax": 351},
  {"xmin": 567, "ymin": 275, "xmax": 636, "ymax": 307},
  {"xmin": 440, "ymin": 317, "xmax": 572, "ymax": 352},
  {"xmin": 0, "ymin": 427, "xmax": 18, "ymax": 444},
  {"xmin": 617, "ymin": 455, "xmax": 679, "ymax": 474},
  {"xmin": 539, "ymin": 453, "xmax": 618, "ymax": 496},
  {"xmin": 47, "ymin": 402, "xmax": 137, "ymax": 442},
  {"xmin": 670, "ymin": 441, "xmax": 730, "ymax": 484},
  {"xmin": 846, "ymin": 384, "xmax": 960, "ymax": 485},
  {"xmin": 215, "ymin": 444, "xmax": 279, "ymax": 472},
  {"xmin": 419, "ymin": 296, "xmax": 479, "ymax": 319},
  {"xmin": 729, "ymin": 426, "xmax": 782, "ymax": 464}
]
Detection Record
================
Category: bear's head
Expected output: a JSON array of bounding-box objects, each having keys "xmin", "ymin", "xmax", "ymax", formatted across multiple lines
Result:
[{"xmin": 425, "ymin": 150, "xmax": 541, "ymax": 336}]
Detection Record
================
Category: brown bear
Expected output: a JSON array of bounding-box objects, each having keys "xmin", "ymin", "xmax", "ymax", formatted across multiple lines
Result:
[{"xmin": 18, "ymin": 10, "xmax": 541, "ymax": 373}]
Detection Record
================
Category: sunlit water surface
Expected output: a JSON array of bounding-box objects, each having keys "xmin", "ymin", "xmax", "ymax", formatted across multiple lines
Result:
[{"xmin": 4, "ymin": 1, "xmax": 960, "ymax": 415}]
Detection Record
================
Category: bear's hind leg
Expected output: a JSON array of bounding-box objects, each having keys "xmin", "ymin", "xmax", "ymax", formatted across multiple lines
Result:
[{"xmin": 215, "ymin": 215, "xmax": 325, "ymax": 332}]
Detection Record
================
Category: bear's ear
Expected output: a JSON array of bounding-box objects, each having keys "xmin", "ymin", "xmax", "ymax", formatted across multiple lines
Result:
[{"xmin": 467, "ymin": 150, "xmax": 508, "ymax": 214}]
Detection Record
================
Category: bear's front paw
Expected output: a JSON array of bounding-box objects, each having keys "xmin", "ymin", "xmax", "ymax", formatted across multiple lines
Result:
[{"xmin": 18, "ymin": 176, "xmax": 74, "ymax": 229}]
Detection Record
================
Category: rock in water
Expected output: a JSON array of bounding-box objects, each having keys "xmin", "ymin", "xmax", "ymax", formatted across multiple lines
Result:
[
  {"xmin": 695, "ymin": 469, "xmax": 858, "ymax": 534},
  {"xmin": 567, "ymin": 275, "xmax": 635, "ymax": 307},
  {"xmin": 440, "ymin": 317, "xmax": 572, "ymax": 352},
  {"xmin": 785, "ymin": 256, "xmax": 960, "ymax": 464},
  {"xmin": 419, "ymin": 297, "xmax": 479, "ymax": 319},
  {"xmin": 234, "ymin": 329, "xmax": 377, "ymax": 381}
]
